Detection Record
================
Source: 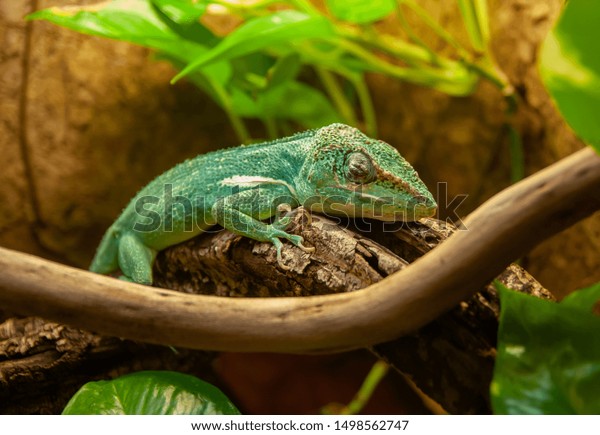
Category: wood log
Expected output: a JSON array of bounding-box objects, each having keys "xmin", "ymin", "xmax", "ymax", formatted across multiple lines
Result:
[{"xmin": 152, "ymin": 214, "xmax": 554, "ymax": 414}]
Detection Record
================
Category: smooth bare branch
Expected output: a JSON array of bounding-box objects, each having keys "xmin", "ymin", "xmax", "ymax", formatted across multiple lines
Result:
[{"xmin": 0, "ymin": 148, "xmax": 599, "ymax": 352}]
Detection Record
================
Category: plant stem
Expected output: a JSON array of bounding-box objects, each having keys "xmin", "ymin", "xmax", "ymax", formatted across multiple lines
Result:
[
  {"xmin": 315, "ymin": 67, "xmax": 358, "ymax": 126},
  {"xmin": 395, "ymin": 2, "xmax": 442, "ymax": 66},
  {"xmin": 208, "ymin": 77, "xmax": 251, "ymax": 143},
  {"xmin": 338, "ymin": 26, "xmax": 437, "ymax": 67},
  {"xmin": 210, "ymin": 0, "xmax": 278, "ymax": 16},
  {"xmin": 334, "ymin": 38, "xmax": 471, "ymax": 93},
  {"xmin": 264, "ymin": 116, "xmax": 278, "ymax": 139},
  {"xmin": 342, "ymin": 360, "xmax": 390, "ymax": 415},
  {"xmin": 399, "ymin": 0, "xmax": 470, "ymax": 58},
  {"xmin": 507, "ymin": 124, "xmax": 525, "ymax": 183},
  {"xmin": 346, "ymin": 72, "xmax": 377, "ymax": 137},
  {"xmin": 288, "ymin": 0, "xmax": 321, "ymax": 16}
]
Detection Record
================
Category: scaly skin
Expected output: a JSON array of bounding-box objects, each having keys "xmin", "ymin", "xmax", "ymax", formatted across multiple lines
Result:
[{"xmin": 90, "ymin": 124, "xmax": 437, "ymax": 284}]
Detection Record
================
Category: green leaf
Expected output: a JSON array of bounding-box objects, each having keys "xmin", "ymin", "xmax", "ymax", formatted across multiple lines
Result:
[
  {"xmin": 492, "ymin": 283, "xmax": 600, "ymax": 414},
  {"xmin": 27, "ymin": 0, "xmax": 215, "ymax": 64},
  {"xmin": 151, "ymin": 0, "xmax": 206, "ymax": 25},
  {"xmin": 539, "ymin": 0, "xmax": 600, "ymax": 152},
  {"xmin": 325, "ymin": 0, "xmax": 395, "ymax": 24},
  {"xmin": 228, "ymin": 80, "xmax": 341, "ymax": 128},
  {"xmin": 258, "ymin": 81, "xmax": 342, "ymax": 128},
  {"xmin": 230, "ymin": 87, "xmax": 261, "ymax": 117},
  {"xmin": 457, "ymin": 0, "xmax": 488, "ymax": 51},
  {"xmin": 173, "ymin": 10, "xmax": 335, "ymax": 82},
  {"xmin": 560, "ymin": 281, "xmax": 600, "ymax": 315},
  {"xmin": 62, "ymin": 371, "xmax": 240, "ymax": 415},
  {"xmin": 267, "ymin": 53, "xmax": 302, "ymax": 89},
  {"xmin": 230, "ymin": 52, "xmax": 277, "ymax": 91}
]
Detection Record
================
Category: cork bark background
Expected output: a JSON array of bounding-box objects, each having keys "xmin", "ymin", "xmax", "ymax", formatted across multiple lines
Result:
[{"xmin": 1, "ymin": 1, "xmax": 598, "ymax": 297}]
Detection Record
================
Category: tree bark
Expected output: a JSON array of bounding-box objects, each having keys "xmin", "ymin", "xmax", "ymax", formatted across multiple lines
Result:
[
  {"xmin": 0, "ymin": 315, "xmax": 216, "ymax": 414},
  {"xmin": 152, "ymin": 214, "xmax": 555, "ymax": 415},
  {"xmin": 0, "ymin": 212, "xmax": 554, "ymax": 414}
]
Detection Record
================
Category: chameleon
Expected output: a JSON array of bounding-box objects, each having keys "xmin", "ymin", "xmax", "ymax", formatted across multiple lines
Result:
[{"xmin": 90, "ymin": 123, "xmax": 437, "ymax": 284}]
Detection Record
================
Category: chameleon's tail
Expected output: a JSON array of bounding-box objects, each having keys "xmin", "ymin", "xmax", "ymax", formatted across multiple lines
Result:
[{"xmin": 89, "ymin": 226, "xmax": 119, "ymax": 274}]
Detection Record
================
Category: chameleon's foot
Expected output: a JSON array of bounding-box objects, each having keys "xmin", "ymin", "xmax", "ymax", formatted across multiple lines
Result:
[{"xmin": 271, "ymin": 233, "xmax": 315, "ymax": 270}]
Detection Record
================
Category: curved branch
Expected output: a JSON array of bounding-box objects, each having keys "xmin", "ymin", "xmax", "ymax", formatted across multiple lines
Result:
[{"xmin": 0, "ymin": 148, "xmax": 599, "ymax": 352}]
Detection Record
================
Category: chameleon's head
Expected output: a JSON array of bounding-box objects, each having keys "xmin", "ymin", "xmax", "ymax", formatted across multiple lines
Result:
[{"xmin": 299, "ymin": 123, "xmax": 437, "ymax": 222}]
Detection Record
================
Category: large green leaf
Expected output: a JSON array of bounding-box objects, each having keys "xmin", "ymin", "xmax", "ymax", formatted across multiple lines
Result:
[
  {"xmin": 62, "ymin": 371, "xmax": 240, "ymax": 415},
  {"xmin": 540, "ymin": 0, "xmax": 600, "ymax": 152},
  {"xmin": 28, "ymin": 0, "xmax": 215, "ymax": 63},
  {"xmin": 325, "ymin": 0, "xmax": 395, "ymax": 24},
  {"xmin": 173, "ymin": 10, "xmax": 335, "ymax": 82},
  {"xmin": 491, "ymin": 283, "xmax": 600, "ymax": 414}
]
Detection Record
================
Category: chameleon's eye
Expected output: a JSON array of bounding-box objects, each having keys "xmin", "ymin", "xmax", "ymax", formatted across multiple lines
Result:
[{"xmin": 345, "ymin": 152, "xmax": 376, "ymax": 184}]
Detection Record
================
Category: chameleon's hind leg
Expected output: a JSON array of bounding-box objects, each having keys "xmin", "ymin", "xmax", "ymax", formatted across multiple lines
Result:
[{"xmin": 117, "ymin": 232, "xmax": 157, "ymax": 285}]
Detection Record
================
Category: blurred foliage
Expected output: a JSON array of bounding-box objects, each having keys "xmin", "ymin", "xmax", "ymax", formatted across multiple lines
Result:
[
  {"xmin": 29, "ymin": 0, "xmax": 600, "ymax": 416},
  {"xmin": 29, "ymin": 0, "xmax": 510, "ymax": 142},
  {"xmin": 540, "ymin": 0, "xmax": 600, "ymax": 153},
  {"xmin": 492, "ymin": 1, "xmax": 600, "ymax": 414},
  {"xmin": 492, "ymin": 282, "xmax": 600, "ymax": 414}
]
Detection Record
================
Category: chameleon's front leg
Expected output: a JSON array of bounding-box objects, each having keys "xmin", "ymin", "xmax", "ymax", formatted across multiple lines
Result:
[{"xmin": 211, "ymin": 188, "xmax": 314, "ymax": 269}]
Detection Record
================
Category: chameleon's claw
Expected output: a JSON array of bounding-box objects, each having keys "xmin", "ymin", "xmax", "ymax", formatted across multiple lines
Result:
[
  {"xmin": 271, "ymin": 234, "xmax": 314, "ymax": 269},
  {"xmin": 272, "ymin": 238, "xmax": 291, "ymax": 270},
  {"xmin": 297, "ymin": 242, "xmax": 315, "ymax": 253},
  {"xmin": 277, "ymin": 203, "xmax": 292, "ymax": 214},
  {"xmin": 286, "ymin": 234, "xmax": 315, "ymax": 253},
  {"xmin": 300, "ymin": 207, "xmax": 313, "ymax": 225}
]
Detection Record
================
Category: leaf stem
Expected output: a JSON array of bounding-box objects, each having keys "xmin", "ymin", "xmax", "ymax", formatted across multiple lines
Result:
[
  {"xmin": 208, "ymin": 77, "xmax": 252, "ymax": 143},
  {"xmin": 507, "ymin": 124, "xmax": 525, "ymax": 183},
  {"xmin": 346, "ymin": 72, "xmax": 377, "ymax": 137},
  {"xmin": 287, "ymin": 0, "xmax": 321, "ymax": 16},
  {"xmin": 341, "ymin": 360, "xmax": 390, "ymax": 415},
  {"xmin": 333, "ymin": 38, "xmax": 473, "ymax": 95},
  {"xmin": 263, "ymin": 116, "xmax": 278, "ymax": 140},
  {"xmin": 315, "ymin": 67, "xmax": 358, "ymax": 126},
  {"xmin": 395, "ymin": 2, "xmax": 441, "ymax": 66},
  {"xmin": 399, "ymin": 0, "xmax": 470, "ymax": 58}
]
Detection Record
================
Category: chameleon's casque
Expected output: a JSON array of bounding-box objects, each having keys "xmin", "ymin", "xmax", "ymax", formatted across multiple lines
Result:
[{"xmin": 90, "ymin": 123, "xmax": 437, "ymax": 284}]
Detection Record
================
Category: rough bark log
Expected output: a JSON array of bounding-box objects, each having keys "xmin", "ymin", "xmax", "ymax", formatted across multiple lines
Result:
[
  {"xmin": 0, "ymin": 315, "xmax": 216, "ymax": 414},
  {"xmin": 0, "ymin": 211, "xmax": 554, "ymax": 414},
  {"xmin": 152, "ymin": 214, "xmax": 554, "ymax": 415},
  {"xmin": 0, "ymin": 146, "xmax": 597, "ymax": 354}
]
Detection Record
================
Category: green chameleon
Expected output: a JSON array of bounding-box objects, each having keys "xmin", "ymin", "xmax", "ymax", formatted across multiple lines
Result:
[{"xmin": 90, "ymin": 123, "xmax": 437, "ymax": 284}]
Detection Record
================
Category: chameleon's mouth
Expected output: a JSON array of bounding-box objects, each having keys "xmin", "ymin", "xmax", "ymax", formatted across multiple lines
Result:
[
  {"xmin": 314, "ymin": 192, "xmax": 437, "ymax": 222},
  {"xmin": 356, "ymin": 192, "xmax": 437, "ymax": 221}
]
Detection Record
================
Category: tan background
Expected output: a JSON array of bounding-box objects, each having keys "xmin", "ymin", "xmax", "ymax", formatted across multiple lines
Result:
[{"xmin": 1, "ymin": 0, "xmax": 598, "ymax": 299}]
